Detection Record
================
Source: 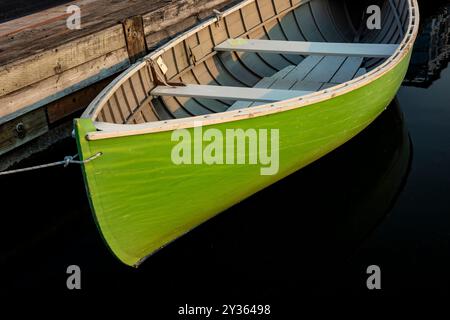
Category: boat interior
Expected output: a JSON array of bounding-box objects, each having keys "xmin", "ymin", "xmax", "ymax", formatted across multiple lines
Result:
[{"xmin": 88, "ymin": 0, "xmax": 412, "ymax": 125}]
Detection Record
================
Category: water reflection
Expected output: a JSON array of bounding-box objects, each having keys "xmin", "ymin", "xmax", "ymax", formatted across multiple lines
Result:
[
  {"xmin": 404, "ymin": 4, "xmax": 450, "ymax": 87},
  {"xmin": 1, "ymin": 0, "xmax": 448, "ymax": 297},
  {"xmin": 190, "ymin": 100, "xmax": 412, "ymax": 296},
  {"xmin": 0, "ymin": 99, "xmax": 412, "ymax": 295}
]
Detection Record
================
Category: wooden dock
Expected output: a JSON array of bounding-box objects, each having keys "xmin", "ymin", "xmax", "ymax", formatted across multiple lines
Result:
[{"xmin": 0, "ymin": 0, "xmax": 235, "ymax": 163}]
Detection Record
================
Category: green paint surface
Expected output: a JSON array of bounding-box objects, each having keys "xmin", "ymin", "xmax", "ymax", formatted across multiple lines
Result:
[{"xmin": 75, "ymin": 53, "xmax": 411, "ymax": 266}]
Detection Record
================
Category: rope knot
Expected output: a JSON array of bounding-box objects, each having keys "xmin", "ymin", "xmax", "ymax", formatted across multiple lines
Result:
[
  {"xmin": 0, "ymin": 153, "xmax": 101, "ymax": 176},
  {"xmin": 64, "ymin": 156, "xmax": 74, "ymax": 167}
]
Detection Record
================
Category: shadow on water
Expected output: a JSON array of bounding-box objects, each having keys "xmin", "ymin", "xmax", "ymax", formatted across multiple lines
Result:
[
  {"xmin": 343, "ymin": 0, "xmax": 450, "ymax": 297},
  {"xmin": 0, "ymin": 100, "xmax": 411, "ymax": 297}
]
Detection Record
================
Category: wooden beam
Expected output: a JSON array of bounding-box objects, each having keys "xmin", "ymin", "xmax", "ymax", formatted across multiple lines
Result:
[
  {"xmin": 151, "ymin": 84, "xmax": 312, "ymax": 102},
  {"xmin": 0, "ymin": 25, "xmax": 127, "ymax": 98},
  {"xmin": 46, "ymin": 76, "xmax": 115, "ymax": 124},
  {"xmin": 122, "ymin": 16, "xmax": 148, "ymax": 63},
  {"xmin": 215, "ymin": 39, "xmax": 399, "ymax": 58},
  {"xmin": 0, "ymin": 48, "xmax": 130, "ymax": 121},
  {"xmin": 143, "ymin": 0, "xmax": 235, "ymax": 48},
  {"xmin": 0, "ymin": 108, "xmax": 48, "ymax": 156}
]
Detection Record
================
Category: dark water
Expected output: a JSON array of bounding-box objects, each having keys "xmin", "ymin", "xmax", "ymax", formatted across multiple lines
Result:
[{"xmin": 1, "ymin": 0, "xmax": 450, "ymax": 303}]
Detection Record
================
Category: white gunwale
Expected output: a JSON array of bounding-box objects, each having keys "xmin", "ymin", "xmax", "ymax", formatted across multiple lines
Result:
[{"xmin": 82, "ymin": 0, "xmax": 420, "ymax": 141}]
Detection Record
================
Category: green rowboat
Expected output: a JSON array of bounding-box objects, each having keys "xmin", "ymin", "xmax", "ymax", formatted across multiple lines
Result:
[{"xmin": 75, "ymin": 0, "xmax": 420, "ymax": 266}]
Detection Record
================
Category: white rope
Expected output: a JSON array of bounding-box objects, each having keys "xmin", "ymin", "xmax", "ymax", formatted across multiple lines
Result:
[{"xmin": 0, "ymin": 152, "xmax": 103, "ymax": 176}]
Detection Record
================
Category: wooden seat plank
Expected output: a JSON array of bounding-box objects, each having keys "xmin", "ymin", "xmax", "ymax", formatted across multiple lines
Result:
[
  {"xmin": 152, "ymin": 84, "xmax": 313, "ymax": 103},
  {"xmin": 227, "ymin": 78, "xmax": 277, "ymax": 110},
  {"xmin": 215, "ymin": 39, "xmax": 398, "ymax": 58}
]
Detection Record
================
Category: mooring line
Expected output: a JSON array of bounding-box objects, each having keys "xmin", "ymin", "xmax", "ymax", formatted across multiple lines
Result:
[{"xmin": 0, "ymin": 152, "xmax": 103, "ymax": 176}]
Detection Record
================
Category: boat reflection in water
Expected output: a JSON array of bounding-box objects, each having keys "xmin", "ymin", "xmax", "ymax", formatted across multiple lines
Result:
[
  {"xmin": 404, "ymin": 4, "xmax": 450, "ymax": 87},
  {"xmin": 0, "ymin": 100, "xmax": 412, "ymax": 295},
  {"xmin": 175, "ymin": 99, "xmax": 413, "ymax": 295}
]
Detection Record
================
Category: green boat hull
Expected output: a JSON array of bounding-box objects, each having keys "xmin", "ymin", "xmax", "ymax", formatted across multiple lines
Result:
[{"xmin": 75, "ymin": 52, "xmax": 411, "ymax": 266}]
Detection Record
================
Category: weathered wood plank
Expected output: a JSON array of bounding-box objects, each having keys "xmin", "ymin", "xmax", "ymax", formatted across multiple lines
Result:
[
  {"xmin": 143, "ymin": 0, "xmax": 235, "ymax": 48},
  {"xmin": 0, "ymin": 108, "xmax": 48, "ymax": 155},
  {"xmin": 46, "ymin": 76, "xmax": 114, "ymax": 124},
  {"xmin": 123, "ymin": 15, "xmax": 147, "ymax": 63},
  {"xmin": 0, "ymin": 25, "xmax": 127, "ymax": 98},
  {"xmin": 0, "ymin": 47, "xmax": 130, "ymax": 122},
  {"xmin": 0, "ymin": 0, "xmax": 221, "ymax": 65}
]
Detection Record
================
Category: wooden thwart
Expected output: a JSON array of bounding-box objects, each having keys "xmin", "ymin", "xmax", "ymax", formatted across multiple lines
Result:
[
  {"xmin": 215, "ymin": 39, "xmax": 399, "ymax": 58},
  {"xmin": 151, "ymin": 84, "xmax": 313, "ymax": 102}
]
